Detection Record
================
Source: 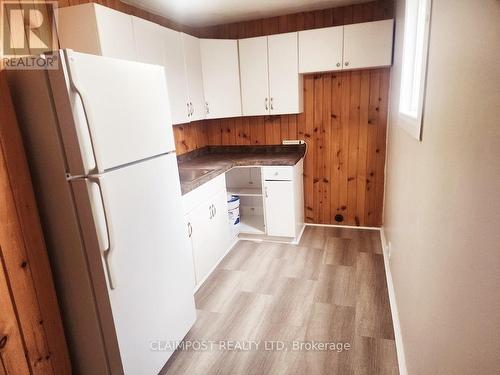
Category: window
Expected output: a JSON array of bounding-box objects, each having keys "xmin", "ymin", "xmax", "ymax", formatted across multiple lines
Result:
[{"xmin": 399, "ymin": 0, "xmax": 432, "ymax": 140}]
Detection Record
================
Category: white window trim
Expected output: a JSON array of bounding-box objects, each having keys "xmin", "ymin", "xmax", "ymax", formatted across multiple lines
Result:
[{"xmin": 398, "ymin": 0, "xmax": 432, "ymax": 141}]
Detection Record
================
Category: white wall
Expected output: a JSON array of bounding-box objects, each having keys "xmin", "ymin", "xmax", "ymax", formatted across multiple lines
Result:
[{"xmin": 384, "ymin": 0, "xmax": 500, "ymax": 374}]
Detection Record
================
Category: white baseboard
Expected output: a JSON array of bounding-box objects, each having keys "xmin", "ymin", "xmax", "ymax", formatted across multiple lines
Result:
[
  {"xmin": 380, "ymin": 228, "xmax": 408, "ymax": 375},
  {"xmin": 238, "ymin": 223, "xmax": 307, "ymax": 245},
  {"xmin": 305, "ymin": 223, "xmax": 381, "ymax": 231}
]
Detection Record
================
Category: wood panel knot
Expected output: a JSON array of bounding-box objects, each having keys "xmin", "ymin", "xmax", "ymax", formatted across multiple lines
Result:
[{"xmin": 0, "ymin": 335, "xmax": 7, "ymax": 349}]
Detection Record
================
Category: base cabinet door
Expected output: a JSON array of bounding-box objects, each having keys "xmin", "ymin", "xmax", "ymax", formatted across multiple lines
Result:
[
  {"xmin": 211, "ymin": 189, "xmax": 231, "ymax": 259},
  {"xmin": 264, "ymin": 180, "xmax": 296, "ymax": 237},
  {"xmin": 189, "ymin": 201, "xmax": 217, "ymax": 285},
  {"xmin": 187, "ymin": 187, "xmax": 230, "ymax": 286}
]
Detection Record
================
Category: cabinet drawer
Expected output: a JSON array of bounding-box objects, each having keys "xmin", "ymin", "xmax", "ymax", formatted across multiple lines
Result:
[{"xmin": 262, "ymin": 166, "xmax": 293, "ymax": 181}]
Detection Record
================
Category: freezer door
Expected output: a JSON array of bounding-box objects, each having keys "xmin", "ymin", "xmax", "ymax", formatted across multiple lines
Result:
[
  {"xmin": 62, "ymin": 50, "xmax": 175, "ymax": 174},
  {"xmin": 71, "ymin": 153, "xmax": 196, "ymax": 374}
]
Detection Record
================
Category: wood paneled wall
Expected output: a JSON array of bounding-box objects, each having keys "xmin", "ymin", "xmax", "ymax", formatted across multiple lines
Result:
[
  {"xmin": 173, "ymin": 1, "xmax": 393, "ymax": 227},
  {"xmin": 0, "ymin": 74, "xmax": 71, "ymax": 374}
]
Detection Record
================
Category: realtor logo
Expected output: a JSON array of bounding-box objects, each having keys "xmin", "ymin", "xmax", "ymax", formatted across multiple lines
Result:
[{"xmin": 1, "ymin": 1, "xmax": 58, "ymax": 57}]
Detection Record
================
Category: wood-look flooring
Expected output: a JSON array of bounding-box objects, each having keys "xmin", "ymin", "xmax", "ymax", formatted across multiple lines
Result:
[{"xmin": 162, "ymin": 226, "xmax": 398, "ymax": 375}]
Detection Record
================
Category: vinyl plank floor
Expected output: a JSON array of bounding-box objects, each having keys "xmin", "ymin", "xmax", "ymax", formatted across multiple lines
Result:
[{"xmin": 162, "ymin": 226, "xmax": 398, "ymax": 375}]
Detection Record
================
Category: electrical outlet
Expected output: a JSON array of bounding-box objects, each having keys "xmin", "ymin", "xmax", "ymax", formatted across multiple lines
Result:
[{"xmin": 282, "ymin": 140, "xmax": 305, "ymax": 145}]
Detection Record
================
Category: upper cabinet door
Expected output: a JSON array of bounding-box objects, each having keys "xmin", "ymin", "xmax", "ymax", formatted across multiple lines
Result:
[
  {"xmin": 93, "ymin": 4, "xmax": 136, "ymax": 61},
  {"xmin": 200, "ymin": 39, "xmax": 242, "ymax": 119},
  {"xmin": 182, "ymin": 33, "xmax": 206, "ymax": 122},
  {"xmin": 162, "ymin": 29, "xmax": 190, "ymax": 125},
  {"xmin": 343, "ymin": 19, "xmax": 394, "ymax": 70},
  {"xmin": 57, "ymin": 3, "xmax": 136, "ymax": 61},
  {"xmin": 131, "ymin": 17, "xmax": 165, "ymax": 66},
  {"xmin": 298, "ymin": 26, "xmax": 343, "ymax": 73},
  {"xmin": 238, "ymin": 36, "xmax": 270, "ymax": 116},
  {"xmin": 268, "ymin": 32, "xmax": 303, "ymax": 115}
]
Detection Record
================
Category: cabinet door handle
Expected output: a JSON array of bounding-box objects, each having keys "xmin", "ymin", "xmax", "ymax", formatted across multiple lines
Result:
[
  {"xmin": 336, "ymin": 62, "xmax": 341, "ymax": 67},
  {"xmin": 344, "ymin": 61, "xmax": 350, "ymax": 67},
  {"xmin": 205, "ymin": 101, "xmax": 209, "ymax": 114},
  {"xmin": 265, "ymin": 97, "xmax": 269, "ymax": 110},
  {"xmin": 187, "ymin": 222, "xmax": 192, "ymax": 237},
  {"xmin": 187, "ymin": 102, "xmax": 191, "ymax": 116},
  {"xmin": 209, "ymin": 205, "xmax": 213, "ymax": 219},
  {"xmin": 190, "ymin": 102, "xmax": 194, "ymax": 116},
  {"xmin": 270, "ymin": 97, "xmax": 274, "ymax": 110},
  {"xmin": 213, "ymin": 204, "xmax": 216, "ymax": 217}
]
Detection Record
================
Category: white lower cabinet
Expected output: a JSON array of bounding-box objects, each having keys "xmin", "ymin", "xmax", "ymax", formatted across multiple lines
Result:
[
  {"xmin": 184, "ymin": 161, "xmax": 304, "ymax": 288},
  {"xmin": 184, "ymin": 175, "xmax": 230, "ymax": 287},
  {"xmin": 225, "ymin": 160, "xmax": 304, "ymax": 240},
  {"xmin": 263, "ymin": 180, "xmax": 295, "ymax": 237},
  {"xmin": 262, "ymin": 160, "xmax": 304, "ymax": 239}
]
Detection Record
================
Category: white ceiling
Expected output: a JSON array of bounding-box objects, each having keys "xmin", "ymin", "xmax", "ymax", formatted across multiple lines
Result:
[{"xmin": 122, "ymin": 0, "xmax": 369, "ymax": 27}]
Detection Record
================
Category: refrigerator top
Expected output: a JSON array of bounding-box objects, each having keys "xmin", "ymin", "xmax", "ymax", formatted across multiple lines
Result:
[{"xmin": 48, "ymin": 50, "xmax": 176, "ymax": 176}]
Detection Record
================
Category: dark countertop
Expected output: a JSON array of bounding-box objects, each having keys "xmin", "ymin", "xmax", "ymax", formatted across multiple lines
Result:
[{"xmin": 177, "ymin": 145, "xmax": 306, "ymax": 195}]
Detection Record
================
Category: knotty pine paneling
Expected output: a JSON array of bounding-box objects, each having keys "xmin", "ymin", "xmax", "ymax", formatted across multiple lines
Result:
[
  {"xmin": 3, "ymin": 0, "xmax": 391, "ymax": 227},
  {"xmin": 174, "ymin": 1, "xmax": 392, "ymax": 227},
  {"xmin": 0, "ymin": 73, "xmax": 71, "ymax": 374}
]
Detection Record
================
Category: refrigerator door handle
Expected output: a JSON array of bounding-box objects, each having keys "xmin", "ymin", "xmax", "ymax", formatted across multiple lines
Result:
[
  {"xmin": 87, "ymin": 176, "xmax": 116, "ymax": 290},
  {"xmin": 64, "ymin": 50, "xmax": 99, "ymax": 175}
]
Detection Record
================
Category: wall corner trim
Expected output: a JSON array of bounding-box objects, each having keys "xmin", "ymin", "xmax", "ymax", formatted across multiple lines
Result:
[{"xmin": 380, "ymin": 227, "xmax": 408, "ymax": 375}]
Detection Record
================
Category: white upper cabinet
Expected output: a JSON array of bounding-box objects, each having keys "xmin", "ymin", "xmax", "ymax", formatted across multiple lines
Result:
[
  {"xmin": 298, "ymin": 20, "xmax": 393, "ymax": 73},
  {"xmin": 132, "ymin": 17, "xmax": 190, "ymax": 125},
  {"xmin": 343, "ymin": 19, "xmax": 394, "ymax": 69},
  {"xmin": 239, "ymin": 33, "xmax": 303, "ymax": 116},
  {"xmin": 162, "ymin": 29, "xmax": 191, "ymax": 124},
  {"xmin": 238, "ymin": 36, "xmax": 270, "ymax": 116},
  {"xmin": 200, "ymin": 39, "xmax": 242, "ymax": 119},
  {"xmin": 298, "ymin": 26, "xmax": 344, "ymax": 73},
  {"xmin": 131, "ymin": 17, "xmax": 165, "ymax": 65},
  {"xmin": 57, "ymin": 3, "xmax": 136, "ymax": 61},
  {"xmin": 268, "ymin": 32, "xmax": 302, "ymax": 115},
  {"xmin": 182, "ymin": 33, "xmax": 206, "ymax": 122}
]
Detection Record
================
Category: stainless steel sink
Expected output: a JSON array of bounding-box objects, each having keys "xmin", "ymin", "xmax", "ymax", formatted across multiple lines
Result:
[{"xmin": 178, "ymin": 168, "xmax": 214, "ymax": 182}]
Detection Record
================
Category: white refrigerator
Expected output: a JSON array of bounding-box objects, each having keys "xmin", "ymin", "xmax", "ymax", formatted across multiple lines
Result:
[{"xmin": 7, "ymin": 50, "xmax": 196, "ymax": 374}]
